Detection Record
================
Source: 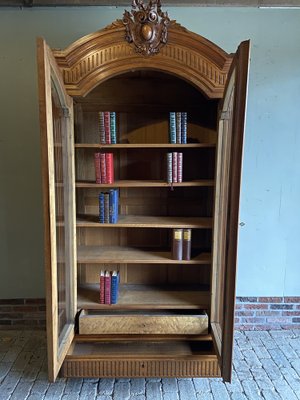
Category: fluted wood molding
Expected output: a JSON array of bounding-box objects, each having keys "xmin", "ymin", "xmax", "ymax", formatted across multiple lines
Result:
[{"xmin": 53, "ymin": 20, "xmax": 232, "ymax": 99}]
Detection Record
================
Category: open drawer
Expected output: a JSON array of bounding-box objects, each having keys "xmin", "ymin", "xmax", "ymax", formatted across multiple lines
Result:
[{"xmin": 78, "ymin": 309, "xmax": 209, "ymax": 335}]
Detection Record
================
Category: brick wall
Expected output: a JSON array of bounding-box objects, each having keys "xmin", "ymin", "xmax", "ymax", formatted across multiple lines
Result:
[
  {"xmin": 0, "ymin": 298, "xmax": 46, "ymax": 330},
  {"xmin": 235, "ymin": 297, "xmax": 300, "ymax": 330},
  {"xmin": 0, "ymin": 297, "xmax": 300, "ymax": 330}
]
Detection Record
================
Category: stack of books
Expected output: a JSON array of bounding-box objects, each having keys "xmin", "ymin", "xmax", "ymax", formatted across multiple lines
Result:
[
  {"xmin": 171, "ymin": 228, "xmax": 192, "ymax": 261},
  {"xmin": 94, "ymin": 152, "xmax": 114, "ymax": 184},
  {"xmin": 167, "ymin": 152, "xmax": 183, "ymax": 183},
  {"xmin": 169, "ymin": 112, "xmax": 187, "ymax": 144},
  {"xmin": 100, "ymin": 270, "xmax": 120, "ymax": 304},
  {"xmin": 99, "ymin": 111, "xmax": 117, "ymax": 144},
  {"xmin": 99, "ymin": 189, "xmax": 119, "ymax": 223}
]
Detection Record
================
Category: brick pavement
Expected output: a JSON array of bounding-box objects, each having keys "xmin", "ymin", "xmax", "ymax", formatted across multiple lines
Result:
[{"xmin": 0, "ymin": 330, "xmax": 299, "ymax": 399}]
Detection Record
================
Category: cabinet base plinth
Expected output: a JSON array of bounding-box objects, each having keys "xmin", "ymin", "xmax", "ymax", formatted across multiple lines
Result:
[{"xmin": 61, "ymin": 359, "xmax": 221, "ymax": 378}]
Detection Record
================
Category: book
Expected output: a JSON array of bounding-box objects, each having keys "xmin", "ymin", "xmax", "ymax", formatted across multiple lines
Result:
[
  {"xmin": 104, "ymin": 192, "xmax": 110, "ymax": 223},
  {"xmin": 99, "ymin": 270, "xmax": 105, "ymax": 304},
  {"xmin": 183, "ymin": 228, "xmax": 192, "ymax": 261},
  {"xmin": 104, "ymin": 270, "xmax": 111, "ymax": 304},
  {"xmin": 105, "ymin": 153, "xmax": 114, "ymax": 184},
  {"xmin": 167, "ymin": 152, "xmax": 173, "ymax": 183},
  {"xmin": 176, "ymin": 112, "xmax": 182, "ymax": 144},
  {"xmin": 172, "ymin": 152, "xmax": 178, "ymax": 183},
  {"xmin": 177, "ymin": 152, "xmax": 183, "ymax": 183},
  {"xmin": 109, "ymin": 189, "xmax": 119, "ymax": 223},
  {"xmin": 99, "ymin": 192, "xmax": 105, "ymax": 223},
  {"xmin": 110, "ymin": 112, "xmax": 117, "ymax": 144},
  {"xmin": 111, "ymin": 270, "xmax": 120, "ymax": 304},
  {"xmin": 169, "ymin": 112, "xmax": 176, "ymax": 144},
  {"xmin": 100, "ymin": 153, "xmax": 106, "ymax": 183},
  {"xmin": 94, "ymin": 152, "xmax": 101, "ymax": 184},
  {"xmin": 172, "ymin": 228, "xmax": 183, "ymax": 260},
  {"xmin": 104, "ymin": 111, "xmax": 111, "ymax": 144},
  {"xmin": 99, "ymin": 112, "xmax": 106, "ymax": 144},
  {"xmin": 181, "ymin": 112, "xmax": 187, "ymax": 144}
]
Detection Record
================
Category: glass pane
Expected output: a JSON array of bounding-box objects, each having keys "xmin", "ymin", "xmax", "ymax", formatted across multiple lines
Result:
[{"xmin": 51, "ymin": 83, "xmax": 72, "ymax": 345}]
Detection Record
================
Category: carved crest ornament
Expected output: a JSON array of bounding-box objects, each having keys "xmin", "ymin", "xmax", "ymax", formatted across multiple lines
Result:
[{"xmin": 123, "ymin": 0, "xmax": 170, "ymax": 56}]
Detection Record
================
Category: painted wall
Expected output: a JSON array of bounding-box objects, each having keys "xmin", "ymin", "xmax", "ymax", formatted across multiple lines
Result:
[{"xmin": 0, "ymin": 7, "xmax": 299, "ymax": 298}]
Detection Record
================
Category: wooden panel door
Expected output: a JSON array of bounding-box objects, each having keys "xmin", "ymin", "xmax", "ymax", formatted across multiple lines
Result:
[
  {"xmin": 211, "ymin": 40, "xmax": 250, "ymax": 382},
  {"xmin": 37, "ymin": 38, "xmax": 77, "ymax": 382}
]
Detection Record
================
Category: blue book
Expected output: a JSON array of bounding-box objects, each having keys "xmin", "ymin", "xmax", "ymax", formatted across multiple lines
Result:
[
  {"xmin": 114, "ymin": 188, "xmax": 119, "ymax": 223},
  {"xmin": 110, "ymin": 112, "xmax": 117, "ymax": 144},
  {"xmin": 169, "ymin": 112, "xmax": 176, "ymax": 144},
  {"xmin": 109, "ymin": 189, "xmax": 119, "ymax": 224},
  {"xmin": 98, "ymin": 192, "xmax": 105, "ymax": 223},
  {"xmin": 111, "ymin": 271, "xmax": 120, "ymax": 304},
  {"xmin": 181, "ymin": 112, "xmax": 187, "ymax": 144}
]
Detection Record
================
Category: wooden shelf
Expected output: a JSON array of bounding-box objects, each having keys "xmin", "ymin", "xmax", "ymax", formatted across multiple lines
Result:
[
  {"xmin": 77, "ymin": 283, "xmax": 210, "ymax": 310},
  {"xmin": 75, "ymin": 180, "xmax": 214, "ymax": 188},
  {"xmin": 76, "ymin": 215, "xmax": 213, "ymax": 229},
  {"xmin": 77, "ymin": 246, "xmax": 211, "ymax": 264},
  {"xmin": 75, "ymin": 143, "xmax": 216, "ymax": 149}
]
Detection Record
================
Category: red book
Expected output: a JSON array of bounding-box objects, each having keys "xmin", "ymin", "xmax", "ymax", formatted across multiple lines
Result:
[
  {"xmin": 104, "ymin": 270, "xmax": 111, "ymax": 304},
  {"xmin": 105, "ymin": 153, "xmax": 114, "ymax": 184},
  {"xmin": 100, "ymin": 153, "xmax": 106, "ymax": 183},
  {"xmin": 172, "ymin": 152, "xmax": 178, "ymax": 183},
  {"xmin": 177, "ymin": 152, "xmax": 183, "ymax": 183},
  {"xmin": 99, "ymin": 270, "xmax": 105, "ymax": 304},
  {"xmin": 104, "ymin": 111, "xmax": 111, "ymax": 144},
  {"xmin": 94, "ymin": 152, "xmax": 101, "ymax": 184}
]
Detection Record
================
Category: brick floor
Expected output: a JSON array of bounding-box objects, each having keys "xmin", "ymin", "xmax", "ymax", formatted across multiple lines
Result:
[{"xmin": 0, "ymin": 330, "xmax": 299, "ymax": 399}]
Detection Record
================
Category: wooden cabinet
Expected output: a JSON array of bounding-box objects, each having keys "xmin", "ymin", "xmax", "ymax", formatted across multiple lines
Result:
[{"xmin": 37, "ymin": 1, "xmax": 249, "ymax": 383}]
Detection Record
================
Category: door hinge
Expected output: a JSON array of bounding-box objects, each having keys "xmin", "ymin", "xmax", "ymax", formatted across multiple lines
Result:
[
  {"xmin": 220, "ymin": 110, "xmax": 230, "ymax": 121},
  {"xmin": 61, "ymin": 107, "xmax": 70, "ymax": 118}
]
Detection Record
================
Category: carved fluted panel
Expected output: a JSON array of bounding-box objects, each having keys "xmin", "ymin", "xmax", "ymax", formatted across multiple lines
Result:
[{"xmin": 53, "ymin": 20, "xmax": 232, "ymax": 99}]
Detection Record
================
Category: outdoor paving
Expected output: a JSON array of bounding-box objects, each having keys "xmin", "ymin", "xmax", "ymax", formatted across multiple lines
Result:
[{"xmin": 0, "ymin": 329, "xmax": 299, "ymax": 399}]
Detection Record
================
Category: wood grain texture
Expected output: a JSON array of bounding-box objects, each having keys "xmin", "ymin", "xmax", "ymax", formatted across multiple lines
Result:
[
  {"xmin": 77, "ymin": 283, "xmax": 210, "ymax": 309},
  {"xmin": 78, "ymin": 309, "xmax": 208, "ymax": 335},
  {"xmin": 77, "ymin": 246, "xmax": 211, "ymax": 264},
  {"xmin": 76, "ymin": 215, "xmax": 213, "ymax": 228},
  {"xmin": 75, "ymin": 180, "xmax": 215, "ymax": 188}
]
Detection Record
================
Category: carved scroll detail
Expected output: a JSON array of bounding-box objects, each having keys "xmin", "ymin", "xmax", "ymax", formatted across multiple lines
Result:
[{"xmin": 122, "ymin": 0, "xmax": 170, "ymax": 56}]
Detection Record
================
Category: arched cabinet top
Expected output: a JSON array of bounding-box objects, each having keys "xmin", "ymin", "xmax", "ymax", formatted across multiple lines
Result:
[{"xmin": 53, "ymin": 20, "xmax": 233, "ymax": 99}]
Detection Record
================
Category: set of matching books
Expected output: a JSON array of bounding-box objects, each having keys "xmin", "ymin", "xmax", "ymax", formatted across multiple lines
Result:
[
  {"xmin": 99, "ymin": 270, "xmax": 120, "ymax": 304},
  {"xmin": 94, "ymin": 152, "xmax": 114, "ymax": 184},
  {"xmin": 99, "ymin": 111, "xmax": 117, "ymax": 144},
  {"xmin": 169, "ymin": 112, "xmax": 187, "ymax": 144},
  {"xmin": 172, "ymin": 228, "xmax": 192, "ymax": 261},
  {"xmin": 99, "ymin": 189, "xmax": 119, "ymax": 223},
  {"xmin": 167, "ymin": 152, "xmax": 183, "ymax": 183}
]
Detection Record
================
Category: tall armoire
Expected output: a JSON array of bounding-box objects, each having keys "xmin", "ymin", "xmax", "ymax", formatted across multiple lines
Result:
[{"xmin": 37, "ymin": 0, "xmax": 249, "ymax": 382}]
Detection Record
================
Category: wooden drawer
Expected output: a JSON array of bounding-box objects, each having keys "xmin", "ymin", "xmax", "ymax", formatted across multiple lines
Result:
[{"xmin": 78, "ymin": 309, "xmax": 208, "ymax": 335}]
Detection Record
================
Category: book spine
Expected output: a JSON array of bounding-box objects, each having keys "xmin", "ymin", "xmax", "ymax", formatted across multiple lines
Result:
[
  {"xmin": 167, "ymin": 152, "xmax": 173, "ymax": 183},
  {"xmin": 169, "ymin": 112, "xmax": 176, "ymax": 144},
  {"xmin": 176, "ymin": 112, "xmax": 182, "ymax": 144},
  {"xmin": 99, "ymin": 270, "xmax": 105, "ymax": 304},
  {"xmin": 99, "ymin": 112, "xmax": 106, "ymax": 144},
  {"xmin": 111, "ymin": 271, "xmax": 119, "ymax": 304},
  {"xmin": 172, "ymin": 152, "xmax": 178, "ymax": 183},
  {"xmin": 104, "ymin": 271, "xmax": 111, "ymax": 304},
  {"xmin": 113, "ymin": 189, "xmax": 119, "ymax": 223},
  {"xmin": 99, "ymin": 192, "xmax": 105, "ymax": 223},
  {"xmin": 100, "ymin": 153, "xmax": 106, "ymax": 183},
  {"xmin": 172, "ymin": 228, "xmax": 183, "ymax": 260},
  {"xmin": 110, "ymin": 112, "xmax": 117, "ymax": 144},
  {"xmin": 104, "ymin": 111, "xmax": 111, "ymax": 144},
  {"xmin": 105, "ymin": 153, "xmax": 114, "ymax": 184},
  {"xmin": 94, "ymin": 152, "xmax": 101, "ymax": 184},
  {"xmin": 109, "ymin": 189, "xmax": 114, "ymax": 224},
  {"xmin": 183, "ymin": 228, "xmax": 192, "ymax": 261},
  {"xmin": 104, "ymin": 192, "xmax": 110, "ymax": 223},
  {"xmin": 177, "ymin": 152, "xmax": 183, "ymax": 183},
  {"xmin": 181, "ymin": 112, "xmax": 187, "ymax": 144}
]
